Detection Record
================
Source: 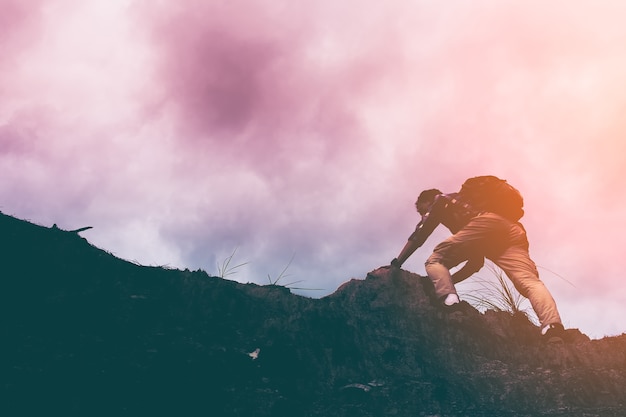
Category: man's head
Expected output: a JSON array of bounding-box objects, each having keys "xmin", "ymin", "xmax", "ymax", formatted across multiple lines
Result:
[{"xmin": 415, "ymin": 188, "xmax": 442, "ymax": 215}]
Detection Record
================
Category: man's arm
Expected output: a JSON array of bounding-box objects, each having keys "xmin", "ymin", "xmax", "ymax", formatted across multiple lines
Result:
[
  {"xmin": 391, "ymin": 239, "xmax": 422, "ymax": 267},
  {"xmin": 391, "ymin": 195, "xmax": 446, "ymax": 268}
]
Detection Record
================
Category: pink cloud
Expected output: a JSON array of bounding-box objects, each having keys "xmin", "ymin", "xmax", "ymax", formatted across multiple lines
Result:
[{"xmin": 0, "ymin": 0, "xmax": 43, "ymax": 58}]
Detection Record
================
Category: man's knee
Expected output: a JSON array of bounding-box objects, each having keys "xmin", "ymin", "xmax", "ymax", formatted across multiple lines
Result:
[{"xmin": 425, "ymin": 259, "xmax": 450, "ymax": 277}]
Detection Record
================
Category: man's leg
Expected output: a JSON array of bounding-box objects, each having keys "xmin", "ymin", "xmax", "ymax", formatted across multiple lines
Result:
[
  {"xmin": 424, "ymin": 255, "xmax": 457, "ymax": 301},
  {"xmin": 492, "ymin": 245, "xmax": 562, "ymax": 328},
  {"xmin": 425, "ymin": 214, "xmax": 502, "ymax": 301}
]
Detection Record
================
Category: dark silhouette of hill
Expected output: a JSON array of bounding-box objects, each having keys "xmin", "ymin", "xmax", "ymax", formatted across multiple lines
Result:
[{"xmin": 1, "ymin": 211, "xmax": 625, "ymax": 416}]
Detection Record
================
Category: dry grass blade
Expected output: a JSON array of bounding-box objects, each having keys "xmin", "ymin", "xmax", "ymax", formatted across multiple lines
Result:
[
  {"xmin": 217, "ymin": 247, "xmax": 249, "ymax": 279},
  {"xmin": 459, "ymin": 262, "xmax": 538, "ymax": 325}
]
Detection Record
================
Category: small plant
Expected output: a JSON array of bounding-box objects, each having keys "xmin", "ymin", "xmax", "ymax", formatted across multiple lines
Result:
[
  {"xmin": 216, "ymin": 248, "xmax": 249, "ymax": 279},
  {"xmin": 214, "ymin": 250, "xmax": 323, "ymax": 292},
  {"xmin": 265, "ymin": 253, "xmax": 323, "ymax": 291},
  {"xmin": 267, "ymin": 252, "xmax": 296, "ymax": 286},
  {"xmin": 459, "ymin": 262, "xmax": 538, "ymax": 324}
]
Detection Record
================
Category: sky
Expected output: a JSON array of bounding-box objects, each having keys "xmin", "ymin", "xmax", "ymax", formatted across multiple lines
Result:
[{"xmin": 2, "ymin": 0, "xmax": 626, "ymax": 339}]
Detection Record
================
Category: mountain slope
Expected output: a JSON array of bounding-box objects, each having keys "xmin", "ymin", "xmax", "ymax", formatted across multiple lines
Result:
[{"xmin": 1, "ymin": 212, "xmax": 625, "ymax": 416}]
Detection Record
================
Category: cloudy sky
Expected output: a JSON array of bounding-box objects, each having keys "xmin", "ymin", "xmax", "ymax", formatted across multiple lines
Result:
[{"xmin": 3, "ymin": 0, "xmax": 626, "ymax": 339}]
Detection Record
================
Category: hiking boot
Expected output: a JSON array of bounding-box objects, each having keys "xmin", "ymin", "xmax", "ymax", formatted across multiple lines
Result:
[
  {"xmin": 440, "ymin": 294, "xmax": 469, "ymax": 316},
  {"xmin": 542, "ymin": 323, "xmax": 565, "ymax": 344}
]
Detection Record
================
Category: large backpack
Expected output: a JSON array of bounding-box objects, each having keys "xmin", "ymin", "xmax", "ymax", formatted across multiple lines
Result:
[{"xmin": 459, "ymin": 175, "xmax": 524, "ymax": 222}]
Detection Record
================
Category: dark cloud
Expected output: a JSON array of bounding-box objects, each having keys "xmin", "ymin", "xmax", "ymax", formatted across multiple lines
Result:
[
  {"xmin": 141, "ymin": 2, "xmax": 304, "ymax": 131},
  {"xmin": 135, "ymin": 0, "xmax": 393, "ymax": 176},
  {"xmin": 158, "ymin": 30, "xmax": 284, "ymax": 134}
]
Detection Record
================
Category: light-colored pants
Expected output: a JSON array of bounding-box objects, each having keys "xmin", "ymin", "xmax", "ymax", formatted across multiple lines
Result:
[{"xmin": 424, "ymin": 213, "xmax": 562, "ymax": 328}]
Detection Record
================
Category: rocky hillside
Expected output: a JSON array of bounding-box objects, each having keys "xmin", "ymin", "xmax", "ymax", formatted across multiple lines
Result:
[{"xmin": 1, "ymin": 212, "xmax": 625, "ymax": 416}]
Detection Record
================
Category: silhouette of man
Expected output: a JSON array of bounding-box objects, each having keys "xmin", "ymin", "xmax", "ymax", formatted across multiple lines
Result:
[{"xmin": 390, "ymin": 188, "xmax": 565, "ymax": 342}]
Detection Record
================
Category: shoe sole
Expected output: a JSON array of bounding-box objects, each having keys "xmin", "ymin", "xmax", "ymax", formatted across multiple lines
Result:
[{"xmin": 547, "ymin": 336, "xmax": 564, "ymax": 344}]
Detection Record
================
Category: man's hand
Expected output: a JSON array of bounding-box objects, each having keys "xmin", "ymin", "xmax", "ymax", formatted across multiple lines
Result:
[{"xmin": 390, "ymin": 258, "xmax": 402, "ymax": 268}]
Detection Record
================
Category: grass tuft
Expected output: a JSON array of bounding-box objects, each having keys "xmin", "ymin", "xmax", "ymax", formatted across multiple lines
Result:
[
  {"xmin": 216, "ymin": 248, "xmax": 249, "ymax": 279},
  {"xmin": 459, "ymin": 262, "xmax": 539, "ymax": 325}
]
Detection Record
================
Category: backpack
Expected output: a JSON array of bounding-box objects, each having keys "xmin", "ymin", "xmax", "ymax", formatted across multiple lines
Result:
[{"xmin": 459, "ymin": 175, "xmax": 524, "ymax": 222}]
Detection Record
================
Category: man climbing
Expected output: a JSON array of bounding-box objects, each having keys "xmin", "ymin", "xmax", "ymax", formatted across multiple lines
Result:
[{"xmin": 390, "ymin": 179, "xmax": 565, "ymax": 343}]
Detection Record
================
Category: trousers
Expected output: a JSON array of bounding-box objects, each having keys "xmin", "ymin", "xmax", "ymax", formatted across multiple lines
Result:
[{"xmin": 424, "ymin": 212, "xmax": 562, "ymax": 328}]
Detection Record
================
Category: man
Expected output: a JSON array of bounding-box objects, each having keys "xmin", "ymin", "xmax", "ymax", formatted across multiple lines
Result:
[{"xmin": 390, "ymin": 188, "xmax": 565, "ymax": 342}]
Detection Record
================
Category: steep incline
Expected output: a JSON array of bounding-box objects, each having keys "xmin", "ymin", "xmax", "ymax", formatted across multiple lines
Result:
[{"xmin": 1, "ymin": 212, "xmax": 625, "ymax": 416}]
